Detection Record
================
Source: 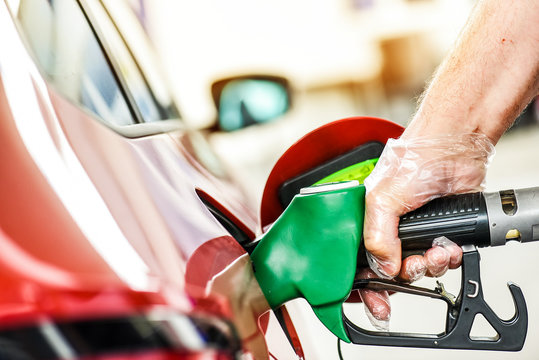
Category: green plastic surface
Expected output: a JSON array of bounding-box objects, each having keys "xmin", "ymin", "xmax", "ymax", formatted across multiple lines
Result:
[
  {"xmin": 251, "ymin": 184, "xmax": 366, "ymax": 342},
  {"xmin": 315, "ymin": 158, "xmax": 378, "ymax": 185}
]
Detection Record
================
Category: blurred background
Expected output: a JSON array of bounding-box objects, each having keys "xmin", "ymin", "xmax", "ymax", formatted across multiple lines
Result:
[
  {"xmin": 129, "ymin": 0, "xmax": 538, "ymax": 359},
  {"xmin": 137, "ymin": 0, "xmax": 537, "ymax": 207}
]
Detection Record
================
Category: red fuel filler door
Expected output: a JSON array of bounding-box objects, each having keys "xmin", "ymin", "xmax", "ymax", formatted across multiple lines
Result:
[{"xmin": 260, "ymin": 116, "xmax": 404, "ymax": 230}]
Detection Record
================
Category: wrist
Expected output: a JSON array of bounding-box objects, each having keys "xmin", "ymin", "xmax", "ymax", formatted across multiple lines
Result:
[{"xmin": 402, "ymin": 87, "xmax": 504, "ymax": 144}]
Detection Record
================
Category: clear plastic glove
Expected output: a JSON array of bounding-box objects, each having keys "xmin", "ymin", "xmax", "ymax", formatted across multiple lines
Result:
[{"xmin": 359, "ymin": 133, "xmax": 495, "ymax": 328}]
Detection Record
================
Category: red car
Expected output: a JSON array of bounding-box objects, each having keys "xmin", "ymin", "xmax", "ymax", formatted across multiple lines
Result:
[{"xmin": 0, "ymin": 0, "xmax": 299, "ymax": 358}]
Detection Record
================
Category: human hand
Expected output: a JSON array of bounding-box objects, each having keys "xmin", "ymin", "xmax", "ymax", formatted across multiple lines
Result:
[{"xmin": 359, "ymin": 133, "xmax": 494, "ymax": 328}]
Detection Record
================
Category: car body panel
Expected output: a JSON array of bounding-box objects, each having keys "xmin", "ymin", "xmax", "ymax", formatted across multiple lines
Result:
[{"xmin": 0, "ymin": 0, "xmax": 293, "ymax": 358}]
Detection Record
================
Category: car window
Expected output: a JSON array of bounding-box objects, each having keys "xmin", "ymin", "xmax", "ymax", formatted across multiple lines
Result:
[
  {"xmin": 80, "ymin": 0, "xmax": 175, "ymax": 123},
  {"xmin": 11, "ymin": 0, "xmax": 136, "ymax": 126},
  {"xmin": 94, "ymin": 0, "xmax": 180, "ymax": 122}
]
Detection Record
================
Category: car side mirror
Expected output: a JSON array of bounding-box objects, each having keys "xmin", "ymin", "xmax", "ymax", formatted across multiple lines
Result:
[{"xmin": 211, "ymin": 75, "xmax": 291, "ymax": 132}]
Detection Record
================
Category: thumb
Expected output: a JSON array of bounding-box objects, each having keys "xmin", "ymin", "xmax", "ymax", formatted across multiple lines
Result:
[{"xmin": 363, "ymin": 191, "xmax": 402, "ymax": 278}]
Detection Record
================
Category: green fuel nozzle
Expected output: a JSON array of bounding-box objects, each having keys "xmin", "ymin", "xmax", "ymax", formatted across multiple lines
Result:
[{"xmin": 251, "ymin": 181, "xmax": 365, "ymax": 342}]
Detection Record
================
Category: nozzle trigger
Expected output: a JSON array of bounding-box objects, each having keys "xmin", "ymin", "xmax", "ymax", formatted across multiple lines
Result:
[{"xmin": 345, "ymin": 247, "xmax": 528, "ymax": 351}]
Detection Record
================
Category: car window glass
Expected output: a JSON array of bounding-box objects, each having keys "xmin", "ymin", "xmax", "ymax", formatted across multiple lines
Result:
[
  {"xmin": 81, "ymin": 0, "xmax": 167, "ymax": 123},
  {"xmin": 101, "ymin": 0, "xmax": 180, "ymax": 121},
  {"xmin": 12, "ymin": 0, "xmax": 135, "ymax": 126}
]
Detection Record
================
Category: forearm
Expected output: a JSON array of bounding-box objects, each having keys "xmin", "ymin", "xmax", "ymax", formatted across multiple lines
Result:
[{"xmin": 405, "ymin": 0, "xmax": 539, "ymax": 143}]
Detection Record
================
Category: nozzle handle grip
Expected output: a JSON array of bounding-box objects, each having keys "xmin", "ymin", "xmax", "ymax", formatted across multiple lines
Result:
[
  {"xmin": 398, "ymin": 191, "xmax": 491, "ymax": 249},
  {"xmin": 358, "ymin": 192, "xmax": 490, "ymax": 267}
]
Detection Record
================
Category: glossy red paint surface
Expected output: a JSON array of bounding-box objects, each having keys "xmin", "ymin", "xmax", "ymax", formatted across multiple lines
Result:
[
  {"xmin": 0, "ymin": 81, "xmax": 121, "ymax": 289},
  {"xmin": 0, "ymin": 79, "xmax": 158, "ymax": 328},
  {"xmin": 260, "ymin": 116, "xmax": 405, "ymax": 229}
]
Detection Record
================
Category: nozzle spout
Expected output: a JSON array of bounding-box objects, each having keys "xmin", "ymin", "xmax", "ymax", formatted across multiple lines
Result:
[{"xmin": 250, "ymin": 182, "xmax": 366, "ymax": 342}]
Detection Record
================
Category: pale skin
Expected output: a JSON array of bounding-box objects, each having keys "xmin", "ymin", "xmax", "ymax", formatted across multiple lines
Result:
[{"xmin": 362, "ymin": 0, "xmax": 539, "ymax": 321}]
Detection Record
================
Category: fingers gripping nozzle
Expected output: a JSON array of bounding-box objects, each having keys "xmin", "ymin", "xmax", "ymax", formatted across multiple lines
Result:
[{"xmin": 250, "ymin": 181, "xmax": 365, "ymax": 342}]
